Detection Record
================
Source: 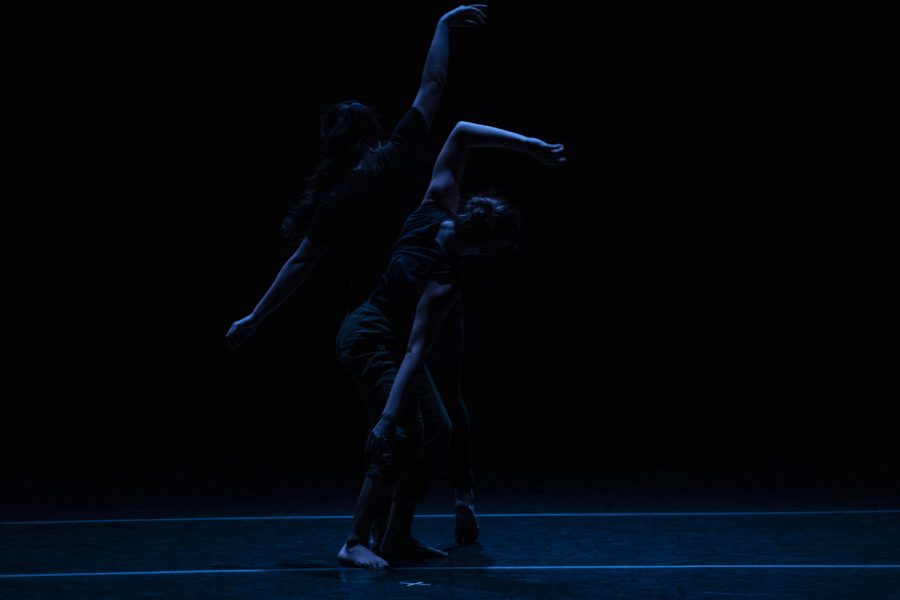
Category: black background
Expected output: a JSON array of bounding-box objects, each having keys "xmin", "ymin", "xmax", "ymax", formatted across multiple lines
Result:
[{"xmin": 7, "ymin": 2, "xmax": 896, "ymax": 479}]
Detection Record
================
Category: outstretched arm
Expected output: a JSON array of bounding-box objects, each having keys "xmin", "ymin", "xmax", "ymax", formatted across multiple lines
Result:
[
  {"xmin": 413, "ymin": 5, "xmax": 488, "ymax": 129},
  {"xmin": 370, "ymin": 280, "xmax": 458, "ymax": 440},
  {"xmin": 426, "ymin": 122, "xmax": 566, "ymax": 213},
  {"xmin": 225, "ymin": 237, "xmax": 328, "ymax": 349}
]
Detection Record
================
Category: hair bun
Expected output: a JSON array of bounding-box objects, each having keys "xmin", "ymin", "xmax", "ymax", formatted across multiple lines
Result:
[
  {"xmin": 468, "ymin": 196, "xmax": 495, "ymax": 220},
  {"xmin": 455, "ymin": 194, "xmax": 522, "ymax": 249}
]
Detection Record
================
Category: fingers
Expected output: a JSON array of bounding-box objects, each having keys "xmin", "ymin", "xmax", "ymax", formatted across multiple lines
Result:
[
  {"xmin": 467, "ymin": 7, "xmax": 487, "ymax": 26},
  {"xmin": 544, "ymin": 151, "xmax": 567, "ymax": 165},
  {"xmin": 537, "ymin": 143, "xmax": 567, "ymax": 166},
  {"xmin": 530, "ymin": 149, "xmax": 559, "ymax": 164},
  {"xmin": 467, "ymin": 7, "xmax": 487, "ymax": 25},
  {"xmin": 226, "ymin": 331, "xmax": 242, "ymax": 351},
  {"xmin": 448, "ymin": 5, "xmax": 487, "ymax": 28},
  {"xmin": 225, "ymin": 324, "xmax": 252, "ymax": 350}
]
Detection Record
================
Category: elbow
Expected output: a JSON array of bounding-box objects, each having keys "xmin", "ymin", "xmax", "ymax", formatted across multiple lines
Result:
[
  {"xmin": 419, "ymin": 72, "xmax": 447, "ymax": 99},
  {"xmin": 287, "ymin": 257, "xmax": 308, "ymax": 270},
  {"xmin": 424, "ymin": 68, "xmax": 448, "ymax": 90},
  {"xmin": 286, "ymin": 249, "xmax": 309, "ymax": 268},
  {"xmin": 404, "ymin": 343, "xmax": 427, "ymax": 367},
  {"xmin": 287, "ymin": 238, "xmax": 325, "ymax": 269},
  {"xmin": 451, "ymin": 121, "xmax": 475, "ymax": 143}
]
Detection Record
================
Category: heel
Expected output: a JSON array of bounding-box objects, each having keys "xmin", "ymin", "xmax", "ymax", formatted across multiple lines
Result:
[{"xmin": 454, "ymin": 502, "xmax": 479, "ymax": 544}]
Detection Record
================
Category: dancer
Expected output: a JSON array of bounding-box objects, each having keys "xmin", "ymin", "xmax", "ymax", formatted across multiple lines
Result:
[
  {"xmin": 226, "ymin": 5, "xmax": 488, "ymax": 541},
  {"xmin": 336, "ymin": 121, "xmax": 565, "ymax": 568}
]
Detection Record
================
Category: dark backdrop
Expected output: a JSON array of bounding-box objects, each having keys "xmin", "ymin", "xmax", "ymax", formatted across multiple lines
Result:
[{"xmin": 7, "ymin": 2, "xmax": 895, "ymax": 478}]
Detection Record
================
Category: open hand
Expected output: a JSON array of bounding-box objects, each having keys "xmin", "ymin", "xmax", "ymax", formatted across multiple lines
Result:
[
  {"xmin": 226, "ymin": 315, "xmax": 260, "ymax": 350},
  {"xmin": 441, "ymin": 4, "xmax": 488, "ymax": 29},
  {"xmin": 528, "ymin": 139, "xmax": 566, "ymax": 166}
]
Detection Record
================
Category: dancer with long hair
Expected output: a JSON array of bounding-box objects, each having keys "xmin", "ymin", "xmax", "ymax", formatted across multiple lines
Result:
[
  {"xmin": 226, "ymin": 5, "xmax": 487, "ymax": 329},
  {"xmin": 226, "ymin": 5, "xmax": 488, "ymax": 542},
  {"xmin": 336, "ymin": 121, "xmax": 565, "ymax": 568}
]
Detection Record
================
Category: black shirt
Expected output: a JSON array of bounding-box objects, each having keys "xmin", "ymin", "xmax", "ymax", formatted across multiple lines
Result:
[
  {"xmin": 368, "ymin": 200, "xmax": 463, "ymax": 337},
  {"xmin": 306, "ymin": 107, "xmax": 433, "ymax": 309}
]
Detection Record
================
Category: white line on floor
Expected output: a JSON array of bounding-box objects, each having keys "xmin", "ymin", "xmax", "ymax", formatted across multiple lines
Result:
[
  {"xmin": 2, "ymin": 564, "xmax": 900, "ymax": 579},
  {"xmin": 2, "ymin": 509, "xmax": 900, "ymax": 526}
]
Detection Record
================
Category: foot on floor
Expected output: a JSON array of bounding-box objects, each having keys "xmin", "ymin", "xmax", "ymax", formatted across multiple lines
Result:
[
  {"xmin": 454, "ymin": 497, "xmax": 480, "ymax": 544},
  {"xmin": 338, "ymin": 541, "xmax": 390, "ymax": 569}
]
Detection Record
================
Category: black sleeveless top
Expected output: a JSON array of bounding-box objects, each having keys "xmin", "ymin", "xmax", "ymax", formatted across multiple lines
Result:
[
  {"xmin": 306, "ymin": 107, "xmax": 433, "ymax": 309},
  {"xmin": 367, "ymin": 200, "xmax": 463, "ymax": 334}
]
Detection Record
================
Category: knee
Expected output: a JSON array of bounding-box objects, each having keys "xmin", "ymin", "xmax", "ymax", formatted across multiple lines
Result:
[{"xmin": 367, "ymin": 445, "xmax": 408, "ymax": 484}]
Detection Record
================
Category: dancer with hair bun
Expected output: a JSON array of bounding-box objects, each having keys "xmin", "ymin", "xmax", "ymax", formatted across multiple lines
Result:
[{"xmin": 337, "ymin": 121, "xmax": 565, "ymax": 568}]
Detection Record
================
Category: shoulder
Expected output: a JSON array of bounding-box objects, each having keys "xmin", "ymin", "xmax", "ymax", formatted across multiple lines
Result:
[
  {"xmin": 396, "ymin": 106, "xmax": 427, "ymax": 133},
  {"xmin": 385, "ymin": 107, "xmax": 429, "ymax": 148},
  {"xmin": 421, "ymin": 279, "xmax": 458, "ymax": 305},
  {"xmin": 401, "ymin": 199, "xmax": 451, "ymax": 232},
  {"xmin": 418, "ymin": 198, "xmax": 453, "ymax": 218}
]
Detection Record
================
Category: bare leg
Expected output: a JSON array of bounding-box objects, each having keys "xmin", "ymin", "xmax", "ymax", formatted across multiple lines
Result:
[
  {"xmin": 428, "ymin": 307, "xmax": 478, "ymax": 544},
  {"xmin": 368, "ymin": 501, "xmax": 389, "ymax": 551}
]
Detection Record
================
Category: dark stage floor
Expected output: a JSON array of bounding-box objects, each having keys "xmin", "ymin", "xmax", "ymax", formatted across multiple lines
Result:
[{"xmin": 2, "ymin": 470, "xmax": 899, "ymax": 599}]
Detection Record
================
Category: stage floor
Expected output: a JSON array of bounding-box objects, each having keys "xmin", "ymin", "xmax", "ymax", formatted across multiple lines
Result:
[{"xmin": 2, "ymin": 470, "xmax": 899, "ymax": 599}]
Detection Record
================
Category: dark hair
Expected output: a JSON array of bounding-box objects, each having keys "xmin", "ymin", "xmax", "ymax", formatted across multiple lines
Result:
[
  {"xmin": 282, "ymin": 101, "xmax": 386, "ymax": 241},
  {"xmin": 454, "ymin": 195, "xmax": 522, "ymax": 250}
]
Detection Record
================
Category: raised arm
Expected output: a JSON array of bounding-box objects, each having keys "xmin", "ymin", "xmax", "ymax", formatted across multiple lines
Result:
[
  {"xmin": 412, "ymin": 5, "xmax": 488, "ymax": 129},
  {"xmin": 426, "ymin": 122, "xmax": 566, "ymax": 213},
  {"xmin": 370, "ymin": 280, "xmax": 458, "ymax": 441},
  {"xmin": 225, "ymin": 236, "xmax": 328, "ymax": 349}
]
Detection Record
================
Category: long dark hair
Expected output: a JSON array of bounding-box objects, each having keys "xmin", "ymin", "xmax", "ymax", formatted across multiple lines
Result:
[{"xmin": 282, "ymin": 101, "xmax": 386, "ymax": 242}]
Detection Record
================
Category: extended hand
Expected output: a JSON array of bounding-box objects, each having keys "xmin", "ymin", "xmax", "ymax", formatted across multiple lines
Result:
[
  {"xmin": 528, "ymin": 139, "xmax": 566, "ymax": 166},
  {"xmin": 441, "ymin": 4, "xmax": 488, "ymax": 29},
  {"xmin": 225, "ymin": 315, "xmax": 260, "ymax": 350}
]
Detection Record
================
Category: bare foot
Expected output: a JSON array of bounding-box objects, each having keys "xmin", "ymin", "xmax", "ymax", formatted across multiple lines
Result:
[
  {"xmin": 380, "ymin": 537, "xmax": 449, "ymax": 559},
  {"xmin": 454, "ymin": 494, "xmax": 479, "ymax": 544},
  {"xmin": 338, "ymin": 542, "xmax": 390, "ymax": 569}
]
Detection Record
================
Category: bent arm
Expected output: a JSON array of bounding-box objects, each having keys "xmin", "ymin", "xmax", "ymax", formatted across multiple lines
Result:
[
  {"xmin": 248, "ymin": 236, "xmax": 328, "ymax": 324},
  {"xmin": 426, "ymin": 122, "xmax": 562, "ymax": 213},
  {"xmin": 381, "ymin": 281, "xmax": 458, "ymax": 420}
]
